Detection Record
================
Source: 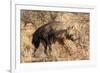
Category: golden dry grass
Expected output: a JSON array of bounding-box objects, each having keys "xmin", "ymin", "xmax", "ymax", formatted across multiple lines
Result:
[{"xmin": 20, "ymin": 10, "xmax": 89, "ymax": 63}]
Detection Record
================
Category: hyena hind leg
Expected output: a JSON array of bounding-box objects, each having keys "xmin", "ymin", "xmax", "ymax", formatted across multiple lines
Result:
[{"xmin": 32, "ymin": 48, "xmax": 38, "ymax": 57}]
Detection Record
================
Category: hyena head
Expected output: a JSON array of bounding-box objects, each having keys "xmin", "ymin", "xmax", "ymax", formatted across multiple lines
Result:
[{"xmin": 65, "ymin": 26, "xmax": 80, "ymax": 41}]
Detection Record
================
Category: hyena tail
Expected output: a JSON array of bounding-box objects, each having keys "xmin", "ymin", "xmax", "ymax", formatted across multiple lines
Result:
[{"xmin": 32, "ymin": 31, "xmax": 41, "ymax": 49}]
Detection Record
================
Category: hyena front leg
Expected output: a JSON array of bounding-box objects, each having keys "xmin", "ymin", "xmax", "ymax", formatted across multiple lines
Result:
[
  {"xmin": 48, "ymin": 43, "xmax": 52, "ymax": 56},
  {"xmin": 60, "ymin": 39, "xmax": 72, "ymax": 56},
  {"xmin": 63, "ymin": 45, "xmax": 72, "ymax": 56}
]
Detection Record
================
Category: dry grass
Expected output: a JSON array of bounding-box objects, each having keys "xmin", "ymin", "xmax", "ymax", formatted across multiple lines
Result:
[{"xmin": 20, "ymin": 10, "xmax": 90, "ymax": 63}]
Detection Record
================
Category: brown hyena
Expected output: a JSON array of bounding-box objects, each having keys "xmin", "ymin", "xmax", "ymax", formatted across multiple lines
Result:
[{"xmin": 32, "ymin": 21, "xmax": 80, "ymax": 56}]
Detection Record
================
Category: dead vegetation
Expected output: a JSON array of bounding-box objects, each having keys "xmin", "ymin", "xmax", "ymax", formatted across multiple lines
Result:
[{"xmin": 20, "ymin": 10, "xmax": 90, "ymax": 63}]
